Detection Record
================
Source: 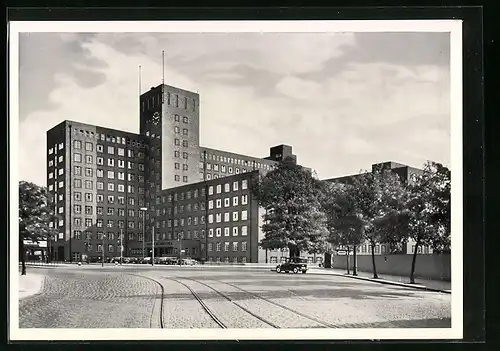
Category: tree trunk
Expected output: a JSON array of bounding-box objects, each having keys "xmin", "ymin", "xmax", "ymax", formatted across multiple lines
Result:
[
  {"xmin": 352, "ymin": 245, "xmax": 358, "ymax": 276},
  {"xmin": 346, "ymin": 247, "xmax": 350, "ymax": 275},
  {"xmin": 20, "ymin": 237, "xmax": 26, "ymax": 275},
  {"xmin": 410, "ymin": 239, "xmax": 420, "ymax": 284},
  {"xmin": 288, "ymin": 243, "xmax": 299, "ymax": 258},
  {"xmin": 370, "ymin": 242, "xmax": 378, "ymax": 279}
]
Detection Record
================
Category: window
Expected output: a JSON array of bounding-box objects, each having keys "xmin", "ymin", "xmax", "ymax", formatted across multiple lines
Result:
[
  {"xmin": 85, "ymin": 180, "xmax": 93, "ymax": 189},
  {"xmin": 224, "ymin": 183, "xmax": 230, "ymax": 193},
  {"xmin": 49, "ymin": 172, "xmax": 53, "ymax": 179},
  {"xmin": 49, "ymin": 160, "xmax": 53, "ymax": 167},
  {"xmin": 174, "ymin": 151, "xmax": 180, "ymax": 158},
  {"xmin": 97, "ymin": 144, "xmax": 103, "ymax": 153},
  {"xmin": 224, "ymin": 227, "xmax": 230, "ymax": 237},
  {"xmin": 232, "ymin": 227, "xmax": 239, "ymax": 236},
  {"xmin": 233, "ymin": 181, "xmax": 239, "ymax": 191},
  {"xmin": 208, "ymin": 214, "xmax": 214, "ymax": 224},
  {"xmin": 118, "ymin": 184, "xmax": 125, "ymax": 192},
  {"xmin": 85, "ymin": 193, "xmax": 93, "ymax": 202},
  {"xmin": 108, "ymin": 195, "xmax": 114, "ymax": 203},
  {"xmin": 107, "ymin": 171, "xmax": 114, "ymax": 179},
  {"xmin": 58, "ymin": 155, "xmax": 63, "ymax": 163},
  {"xmin": 49, "ymin": 148, "xmax": 53, "ymax": 155},
  {"xmin": 96, "ymin": 181, "xmax": 104, "ymax": 190},
  {"xmin": 232, "ymin": 212, "xmax": 239, "ymax": 221},
  {"xmin": 84, "ymin": 206, "xmax": 92, "ymax": 215},
  {"xmin": 85, "ymin": 168, "xmax": 92, "ymax": 177},
  {"xmin": 224, "ymin": 242, "xmax": 229, "ymax": 252},
  {"xmin": 174, "ymin": 126, "xmax": 180, "ymax": 133},
  {"xmin": 232, "ymin": 196, "xmax": 239, "ymax": 206},
  {"xmin": 241, "ymin": 210, "xmax": 248, "ymax": 221},
  {"xmin": 208, "ymin": 243, "xmax": 213, "ymax": 251},
  {"xmin": 174, "ymin": 114, "xmax": 180, "ymax": 122},
  {"xmin": 242, "ymin": 180, "xmax": 248, "ymax": 189},
  {"xmin": 107, "ymin": 183, "xmax": 114, "ymax": 191},
  {"xmin": 182, "ymin": 140, "xmax": 188, "ymax": 148},
  {"xmin": 74, "ymin": 192, "xmax": 82, "ymax": 201},
  {"xmin": 74, "ymin": 140, "xmax": 82, "ymax": 149},
  {"xmin": 224, "ymin": 198, "xmax": 230, "ymax": 207},
  {"xmin": 118, "ymin": 148, "xmax": 124, "ymax": 156},
  {"xmin": 119, "ymin": 172, "xmax": 126, "ymax": 180},
  {"xmin": 224, "ymin": 212, "xmax": 230, "ymax": 222},
  {"xmin": 232, "ymin": 242, "xmax": 238, "ymax": 252},
  {"xmin": 127, "ymin": 185, "xmax": 135, "ymax": 193},
  {"xmin": 242, "ymin": 241, "xmax": 247, "ymax": 252},
  {"xmin": 175, "ymin": 138, "xmax": 180, "ymax": 146},
  {"xmin": 107, "ymin": 158, "xmax": 115, "ymax": 167},
  {"xmin": 216, "ymin": 199, "xmax": 222, "ymax": 209},
  {"xmin": 216, "ymin": 185, "xmax": 222, "ymax": 194},
  {"xmin": 74, "ymin": 153, "xmax": 82, "ymax": 162},
  {"xmin": 97, "ymin": 194, "xmax": 104, "ymax": 203},
  {"xmin": 108, "ymin": 146, "xmax": 114, "ymax": 154},
  {"xmin": 216, "ymin": 228, "xmax": 222, "ymax": 237},
  {"xmin": 183, "ymin": 116, "xmax": 188, "ymax": 123},
  {"xmin": 74, "ymin": 179, "xmax": 82, "ymax": 188},
  {"xmin": 241, "ymin": 195, "xmax": 248, "ymax": 205},
  {"xmin": 85, "ymin": 155, "xmax": 93, "ymax": 164},
  {"xmin": 216, "ymin": 214, "xmax": 222, "ymax": 223},
  {"xmin": 183, "ymin": 128, "xmax": 188, "ymax": 136},
  {"xmin": 182, "ymin": 152, "xmax": 188, "ymax": 159},
  {"xmin": 74, "ymin": 204, "xmax": 82, "ymax": 214},
  {"xmin": 85, "ymin": 142, "xmax": 93, "ymax": 151}
]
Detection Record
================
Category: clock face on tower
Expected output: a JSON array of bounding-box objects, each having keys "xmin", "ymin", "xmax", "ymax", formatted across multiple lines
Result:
[{"xmin": 152, "ymin": 112, "xmax": 160, "ymax": 125}]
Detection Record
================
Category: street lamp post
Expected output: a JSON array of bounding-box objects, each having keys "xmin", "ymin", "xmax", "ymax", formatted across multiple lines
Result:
[
  {"xmin": 178, "ymin": 233, "xmax": 182, "ymax": 267},
  {"xmin": 140, "ymin": 207, "xmax": 147, "ymax": 260},
  {"xmin": 119, "ymin": 228, "xmax": 123, "ymax": 265},
  {"xmin": 102, "ymin": 233, "xmax": 106, "ymax": 268},
  {"xmin": 151, "ymin": 226, "xmax": 155, "ymax": 266}
]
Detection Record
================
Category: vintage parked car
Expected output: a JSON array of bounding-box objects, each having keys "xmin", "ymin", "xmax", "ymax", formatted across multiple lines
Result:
[{"xmin": 276, "ymin": 257, "xmax": 308, "ymax": 274}]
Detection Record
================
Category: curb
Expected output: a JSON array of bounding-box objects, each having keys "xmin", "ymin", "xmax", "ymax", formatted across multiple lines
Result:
[{"xmin": 270, "ymin": 268, "xmax": 451, "ymax": 294}]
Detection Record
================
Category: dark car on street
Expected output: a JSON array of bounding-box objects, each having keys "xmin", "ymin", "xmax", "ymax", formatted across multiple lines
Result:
[{"xmin": 275, "ymin": 257, "xmax": 308, "ymax": 274}]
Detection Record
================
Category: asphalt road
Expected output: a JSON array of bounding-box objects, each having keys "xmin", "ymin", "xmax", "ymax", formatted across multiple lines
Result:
[{"xmin": 18, "ymin": 265, "xmax": 451, "ymax": 329}]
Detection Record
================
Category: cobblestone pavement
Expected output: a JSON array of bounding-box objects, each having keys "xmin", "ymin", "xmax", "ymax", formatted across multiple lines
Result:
[
  {"xmin": 18, "ymin": 266, "xmax": 451, "ymax": 329},
  {"xmin": 19, "ymin": 269, "xmax": 160, "ymax": 328}
]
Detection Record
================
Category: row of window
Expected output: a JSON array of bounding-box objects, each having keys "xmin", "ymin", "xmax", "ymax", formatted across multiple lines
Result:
[
  {"xmin": 74, "ymin": 167, "xmax": 145, "ymax": 182},
  {"xmin": 73, "ymin": 192, "xmax": 144, "ymax": 206},
  {"xmin": 73, "ymin": 153, "xmax": 145, "ymax": 170},
  {"xmin": 201, "ymin": 152, "xmax": 275, "ymax": 170},
  {"xmin": 207, "ymin": 241, "xmax": 248, "ymax": 252},
  {"xmin": 208, "ymin": 196, "xmax": 249, "ymax": 209},
  {"xmin": 173, "ymin": 175, "xmax": 189, "ymax": 183},
  {"xmin": 207, "ymin": 256, "xmax": 248, "ymax": 263},
  {"xmin": 208, "ymin": 181, "xmax": 248, "ymax": 195},
  {"xmin": 207, "ymin": 226, "xmax": 248, "ymax": 237},
  {"xmin": 142, "ymin": 92, "xmax": 196, "ymax": 112},
  {"xmin": 73, "ymin": 217, "xmax": 142, "ymax": 229},
  {"xmin": 48, "ymin": 181, "xmax": 64, "ymax": 191},
  {"xmin": 73, "ymin": 179, "xmax": 144, "ymax": 194},
  {"xmin": 73, "ymin": 205, "xmax": 143, "ymax": 217},
  {"xmin": 73, "ymin": 230, "xmax": 139, "ymax": 241},
  {"xmin": 174, "ymin": 139, "xmax": 190, "ymax": 148},
  {"xmin": 48, "ymin": 143, "xmax": 64, "ymax": 155},
  {"xmin": 208, "ymin": 211, "xmax": 249, "ymax": 224},
  {"xmin": 174, "ymin": 114, "xmax": 189, "ymax": 123},
  {"xmin": 74, "ymin": 131, "xmax": 145, "ymax": 147},
  {"xmin": 48, "ymin": 155, "xmax": 64, "ymax": 167}
]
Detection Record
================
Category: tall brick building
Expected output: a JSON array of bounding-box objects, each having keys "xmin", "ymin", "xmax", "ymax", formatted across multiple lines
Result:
[{"xmin": 45, "ymin": 83, "xmax": 293, "ymax": 262}]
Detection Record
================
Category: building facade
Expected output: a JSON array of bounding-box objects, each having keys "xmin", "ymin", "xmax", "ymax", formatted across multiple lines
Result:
[{"xmin": 46, "ymin": 84, "xmax": 297, "ymax": 262}]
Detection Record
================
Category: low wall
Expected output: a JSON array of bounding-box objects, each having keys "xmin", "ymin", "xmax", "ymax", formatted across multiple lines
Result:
[{"xmin": 331, "ymin": 253, "xmax": 451, "ymax": 281}]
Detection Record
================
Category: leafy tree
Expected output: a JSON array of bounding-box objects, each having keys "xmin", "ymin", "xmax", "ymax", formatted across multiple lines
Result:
[
  {"xmin": 253, "ymin": 157, "xmax": 330, "ymax": 257},
  {"xmin": 321, "ymin": 182, "xmax": 364, "ymax": 274},
  {"xmin": 350, "ymin": 169, "xmax": 408, "ymax": 278},
  {"xmin": 397, "ymin": 162, "xmax": 451, "ymax": 283},
  {"xmin": 19, "ymin": 181, "xmax": 57, "ymax": 275}
]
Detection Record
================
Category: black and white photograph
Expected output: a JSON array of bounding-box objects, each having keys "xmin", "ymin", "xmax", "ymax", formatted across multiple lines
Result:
[{"xmin": 9, "ymin": 19, "xmax": 463, "ymax": 340}]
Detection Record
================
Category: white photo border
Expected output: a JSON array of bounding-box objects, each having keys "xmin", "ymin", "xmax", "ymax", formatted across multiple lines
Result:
[{"xmin": 8, "ymin": 19, "xmax": 463, "ymax": 341}]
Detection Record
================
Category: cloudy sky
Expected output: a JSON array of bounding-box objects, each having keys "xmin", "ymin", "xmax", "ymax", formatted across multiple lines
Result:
[{"xmin": 18, "ymin": 30, "xmax": 451, "ymax": 186}]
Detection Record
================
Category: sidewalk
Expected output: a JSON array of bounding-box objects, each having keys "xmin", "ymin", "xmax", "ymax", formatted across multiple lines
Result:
[
  {"xmin": 18, "ymin": 272, "xmax": 45, "ymax": 299},
  {"xmin": 307, "ymin": 267, "xmax": 451, "ymax": 293}
]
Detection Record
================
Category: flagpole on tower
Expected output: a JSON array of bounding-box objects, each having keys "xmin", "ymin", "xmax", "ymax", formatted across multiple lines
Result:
[{"xmin": 161, "ymin": 50, "xmax": 165, "ymax": 103}]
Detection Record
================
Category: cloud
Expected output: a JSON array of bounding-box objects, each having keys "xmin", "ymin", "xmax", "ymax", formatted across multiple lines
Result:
[{"xmin": 18, "ymin": 31, "xmax": 451, "ymax": 185}]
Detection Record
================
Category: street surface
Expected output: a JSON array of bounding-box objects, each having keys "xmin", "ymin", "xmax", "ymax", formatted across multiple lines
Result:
[{"xmin": 18, "ymin": 265, "xmax": 451, "ymax": 329}]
